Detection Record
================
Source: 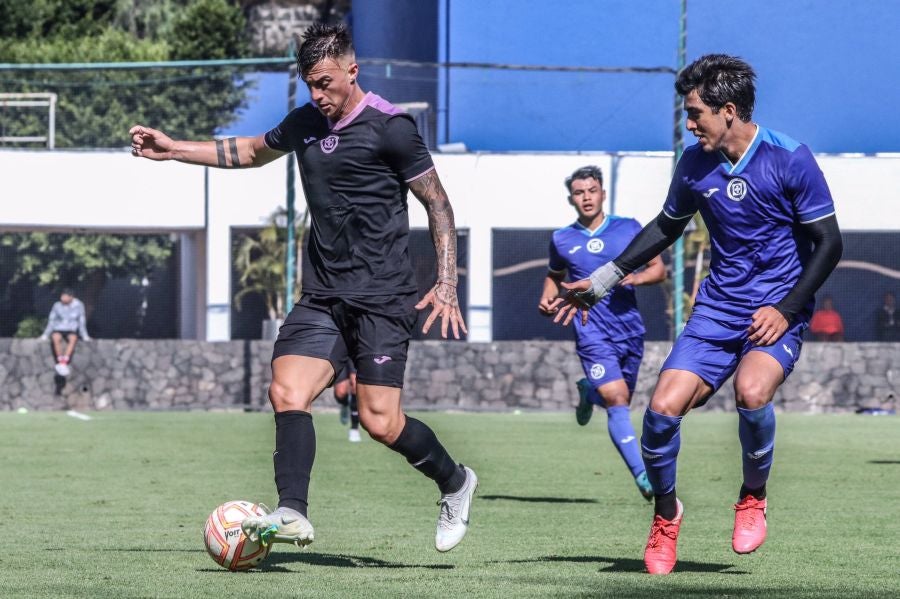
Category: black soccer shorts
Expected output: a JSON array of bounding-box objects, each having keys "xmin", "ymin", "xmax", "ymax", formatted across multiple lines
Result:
[{"xmin": 272, "ymin": 293, "xmax": 418, "ymax": 388}]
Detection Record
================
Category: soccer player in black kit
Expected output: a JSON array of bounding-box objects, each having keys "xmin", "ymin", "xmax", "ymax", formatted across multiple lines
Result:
[{"xmin": 129, "ymin": 24, "xmax": 477, "ymax": 553}]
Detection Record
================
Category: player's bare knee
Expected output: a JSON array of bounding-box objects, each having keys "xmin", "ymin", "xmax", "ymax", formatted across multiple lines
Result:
[
  {"xmin": 734, "ymin": 380, "xmax": 773, "ymax": 410},
  {"xmin": 359, "ymin": 412, "xmax": 402, "ymax": 444},
  {"xmin": 603, "ymin": 391, "xmax": 631, "ymax": 407},
  {"xmin": 267, "ymin": 380, "xmax": 313, "ymax": 412}
]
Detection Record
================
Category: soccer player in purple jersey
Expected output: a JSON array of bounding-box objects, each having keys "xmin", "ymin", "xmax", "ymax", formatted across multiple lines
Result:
[
  {"xmin": 539, "ymin": 166, "xmax": 665, "ymax": 501},
  {"xmin": 550, "ymin": 55, "xmax": 842, "ymax": 574},
  {"xmin": 129, "ymin": 24, "xmax": 477, "ymax": 553}
]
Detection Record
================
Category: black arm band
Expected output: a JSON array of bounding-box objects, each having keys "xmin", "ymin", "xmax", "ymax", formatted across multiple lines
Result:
[
  {"xmin": 613, "ymin": 211, "xmax": 690, "ymax": 274},
  {"xmin": 774, "ymin": 214, "xmax": 843, "ymax": 322}
]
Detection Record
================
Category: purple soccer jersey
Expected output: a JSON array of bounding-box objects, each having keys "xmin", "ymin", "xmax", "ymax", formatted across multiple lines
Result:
[
  {"xmin": 549, "ymin": 215, "xmax": 646, "ymax": 342},
  {"xmin": 663, "ymin": 126, "xmax": 835, "ymax": 323}
]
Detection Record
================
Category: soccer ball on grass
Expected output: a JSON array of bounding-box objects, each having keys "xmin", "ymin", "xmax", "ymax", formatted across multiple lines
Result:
[{"xmin": 203, "ymin": 500, "xmax": 271, "ymax": 571}]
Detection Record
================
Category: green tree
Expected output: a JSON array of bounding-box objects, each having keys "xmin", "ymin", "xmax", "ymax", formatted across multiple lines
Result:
[
  {"xmin": 233, "ymin": 207, "xmax": 308, "ymax": 322},
  {"xmin": 0, "ymin": 0, "xmax": 252, "ymax": 148}
]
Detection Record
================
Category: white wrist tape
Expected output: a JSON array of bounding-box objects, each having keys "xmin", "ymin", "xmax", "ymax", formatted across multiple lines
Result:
[{"xmin": 574, "ymin": 262, "xmax": 624, "ymax": 306}]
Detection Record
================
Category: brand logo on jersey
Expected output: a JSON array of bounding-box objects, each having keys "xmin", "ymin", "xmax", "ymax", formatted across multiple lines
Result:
[
  {"xmin": 304, "ymin": 136, "xmax": 317, "ymax": 144},
  {"xmin": 782, "ymin": 343, "xmax": 794, "ymax": 358},
  {"xmin": 726, "ymin": 178, "xmax": 748, "ymax": 201},
  {"xmin": 320, "ymin": 134, "xmax": 339, "ymax": 154},
  {"xmin": 374, "ymin": 355, "xmax": 392, "ymax": 365},
  {"xmin": 568, "ymin": 245, "xmax": 582, "ymax": 255},
  {"xmin": 703, "ymin": 187, "xmax": 719, "ymax": 198},
  {"xmin": 589, "ymin": 363, "xmax": 605, "ymax": 380},
  {"xmin": 586, "ymin": 238, "xmax": 605, "ymax": 254}
]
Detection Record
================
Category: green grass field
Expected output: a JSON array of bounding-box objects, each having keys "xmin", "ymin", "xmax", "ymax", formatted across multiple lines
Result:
[{"xmin": 1, "ymin": 410, "xmax": 897, "ymax": 598}]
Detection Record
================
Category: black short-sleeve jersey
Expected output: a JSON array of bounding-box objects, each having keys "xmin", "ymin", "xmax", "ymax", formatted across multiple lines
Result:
[{"xmin": 264, "ymin": 92, "xmax": 435, "ymax": 296}]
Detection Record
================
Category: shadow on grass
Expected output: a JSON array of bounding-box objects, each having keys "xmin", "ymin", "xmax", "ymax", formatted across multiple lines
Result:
[
  {"xmin": 496, "ymin": 555, "xmax": 746, "ymax": 574},
  {"xmin": 479, "ymin": 494, "xmax": 599, "ymax": 504},
  {"xmin": 867, "ymin": 460, "xmax": 900, "ymax": 464},
  {"xmin": 257, "ymin": 551, "xmax": 456, "ymax": 571}
]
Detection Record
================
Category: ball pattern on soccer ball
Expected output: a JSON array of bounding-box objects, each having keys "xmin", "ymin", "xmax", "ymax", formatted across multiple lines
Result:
[{"xmin": 203, "ymin": 500, "xmax": 271, "ymax": 571}]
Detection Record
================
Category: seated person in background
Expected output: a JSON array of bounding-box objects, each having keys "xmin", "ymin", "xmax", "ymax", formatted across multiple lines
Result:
[
  {"xmin": 875, "ymin": 292, "xmax": 900, "ymax": 341},
  {"xmin": 809, "ymin": 295, "xmax": 844, "ymax": 341},
  {"xmin": 39, "ymin": 288, "xmax": 91, "ymax": 377}
]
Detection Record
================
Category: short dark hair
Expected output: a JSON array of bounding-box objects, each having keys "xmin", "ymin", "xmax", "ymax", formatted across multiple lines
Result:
[
  {"xmin": 61, "ymin": 288, "xmax": 75, "ymax": 297},
  {"xmin": 565, "ymin": 166, "xmax": 603, "ymax": 193},
  {"xmin": 296, "ymin": 23, "xmax": 354, "ymax": 76},
  {"xmin": 676, "ymin": 54, "xmax": 756, "ymax": 121}
]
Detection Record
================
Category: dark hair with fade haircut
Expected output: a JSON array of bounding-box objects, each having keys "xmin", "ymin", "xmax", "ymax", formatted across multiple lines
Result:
[
  {"xmin": 676, "ymin": 54, "xmax": 756, "ymax": 122},
  {"xmin": 296, "ymin": 23, "xmax": 354, "ymax": 77},
  {"xmin": 565, "ymin": 165, "xmax": 604, "ymax": 193}
]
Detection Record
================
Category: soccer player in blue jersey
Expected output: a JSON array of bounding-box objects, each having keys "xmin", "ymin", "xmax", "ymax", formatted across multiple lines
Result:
[
  {"xmin": 550, "ymin": 55, "xmax": 842, "ymax": 574},
  {"xmin": 539, "ymin": 166, "xmax": 665, "ymax": 501},
  {"xmin": 129, "ymin": 24, "xmax": 476, "ymax": 553}
]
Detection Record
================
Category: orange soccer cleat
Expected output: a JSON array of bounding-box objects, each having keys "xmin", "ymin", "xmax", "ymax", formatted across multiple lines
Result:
[
  {"xmin": 643, "ymin": 499, "xmax": 683, "ymax": 575},
  {"xmin": 732, "ymin": 495, "xmax": 767, "ymax": 554}
]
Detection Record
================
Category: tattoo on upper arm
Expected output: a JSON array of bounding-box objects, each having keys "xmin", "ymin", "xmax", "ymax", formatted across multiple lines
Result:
[
  {"xmin": 409, "ymin": 170, "xmax": 458, "ymax": 287},
  {"xmin": 216, "ymin": 140, "xmax": 226, "ymax": 167},
  {"xmin": 216, "ymin": 137, "xmax": 241, "ymax": 168},
  {"xmin": 227, "ymin": 137, "xmax": 240, "ymax": 167}
]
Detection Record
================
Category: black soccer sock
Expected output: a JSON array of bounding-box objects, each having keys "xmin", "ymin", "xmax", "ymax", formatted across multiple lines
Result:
[
  {"xmin": 273, "ymin": 410, "xmax": 316, "ymax": 518},
  {"xmin": 740, "ymin": 483, "xmax": 767, "ymax": 500},
  {"xmin": 655, "ymin": 490, "xmax": 678, "ymax": 521},
  {"xmin": 349, "ymin": 392, "xmax": 360, "ymax": 430},
  {"xmin": 388, "ymin": 416, "xmax": 465, "ymax": 494}
]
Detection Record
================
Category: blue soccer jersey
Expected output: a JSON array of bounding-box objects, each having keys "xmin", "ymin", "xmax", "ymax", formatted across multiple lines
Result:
[
  {"xmin": 549, "ymin": 215, "xmax": 646, "ymax": 342},
  {"xmin": 663, "ymin": 126, "xmax": 835, "ymax": 323}
]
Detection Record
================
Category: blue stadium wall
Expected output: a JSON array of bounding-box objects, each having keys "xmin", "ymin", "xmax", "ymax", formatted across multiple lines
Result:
[{"xmin": 351, "ymin": 0, "xmax": 900, "ymax": 153}]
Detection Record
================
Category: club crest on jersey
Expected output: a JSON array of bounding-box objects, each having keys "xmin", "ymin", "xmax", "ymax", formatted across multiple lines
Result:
[
  {"xmin": 320, "ymin": 134, "xmax": 339, "ymax": 154},
  {"xmin": 586, "ymin": 238, "xmax": 605, "ymax": 254},
  {"xmin": 726, "ymin": 177, "xmax": 748, "ymax": 201},
  {"xmin": 590, "ymin": 363, "xmax": 605, "ymax": 379}
]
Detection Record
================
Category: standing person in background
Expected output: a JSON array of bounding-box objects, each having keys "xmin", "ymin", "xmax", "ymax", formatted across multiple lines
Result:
[
  {"xmin": 333, "ymin": 360, "xmax": 362, "ymax": 443},
  {"xmin": 875, "ymin": 292, "xmax": 899, "ymax": 341},
  {"xmin": 129, "ymin": 23, "xmax": 477, "ymax": 553},
  {"xmin": 809, "ymin": 295, "xmax": 844, "ymax": 341},
  {"xmin": 40, "ymin": 288, "xmax": 91, "ymax": 377},
  {"xmin": 539, "ymin": 165, "xmax": 665, "ymax": 501}
]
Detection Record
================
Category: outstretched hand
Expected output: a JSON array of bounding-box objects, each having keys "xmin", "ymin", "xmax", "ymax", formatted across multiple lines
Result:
[
  {"xmin": 547, "ymin": 278, "xmax": 593, "ymax": 326},
  {"xmin": 415, "ymin": 281, "xmax": 468, "ymax": 339},
  {"xmin": 129, "ymin": 125, "xmax": 173, "ymax": 160}
]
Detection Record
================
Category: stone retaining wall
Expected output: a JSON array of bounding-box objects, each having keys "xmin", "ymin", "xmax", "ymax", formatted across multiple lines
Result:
[{"xmin": 1, "ymin": 339, "xmax": 897, "ymax": 413}]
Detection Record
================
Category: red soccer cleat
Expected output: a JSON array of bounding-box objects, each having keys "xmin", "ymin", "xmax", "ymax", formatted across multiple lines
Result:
[
  {"xmin": 732, "ymin": 495, "xmax": 767, "ymax": 554},
  {"xmin": 643, "ymin": 499, "xmax": 683, "ymax": 575}
]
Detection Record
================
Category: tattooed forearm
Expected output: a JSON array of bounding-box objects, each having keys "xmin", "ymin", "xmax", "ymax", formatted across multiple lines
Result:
[
  {"xmin": 215, "ymin": 137, "xmax": 242, "ymax": 168},
  {"xmin": 409, "ymin": 169, "xmax": 457, "ymax": 287}
]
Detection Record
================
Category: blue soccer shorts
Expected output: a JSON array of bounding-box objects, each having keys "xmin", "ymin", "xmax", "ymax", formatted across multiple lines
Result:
[
  {"xmin": 661, "ymin": 313, "xmax": 805, "ymax": 391},
  {"xmin": 576, "ymin": 335, "xmax": 644, "ymax": 400}
]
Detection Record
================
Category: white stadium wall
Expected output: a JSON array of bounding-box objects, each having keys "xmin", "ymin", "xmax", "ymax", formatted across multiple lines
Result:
[{"xmin": 2, "ymin": 149, "xmax": 898, "ymax": 340}]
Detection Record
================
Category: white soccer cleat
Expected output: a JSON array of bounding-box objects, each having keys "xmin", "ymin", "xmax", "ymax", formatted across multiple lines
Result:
[
  {"xmin": 241, "ymin": 506, "xmax": 314, "ymax": 548},
  {"xmin": 435, "ymin": 465, "xmax": 478, "ymax": 552},
  {"xmin": 348, "ymin": 428, "xmax": 362, "ymax": 443}
]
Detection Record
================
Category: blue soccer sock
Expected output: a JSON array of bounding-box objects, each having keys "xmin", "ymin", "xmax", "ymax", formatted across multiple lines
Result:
[
  {"xmin": 641, "ymin": 409, "xmax": 683, "ymax": 498},
  {"xmin": 606, "ymin": 406, "xmax": 644, "ymax": 478},
  {"xmin": 737, "ymin": 403, "xmax": 776, "ymax": 495}
]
